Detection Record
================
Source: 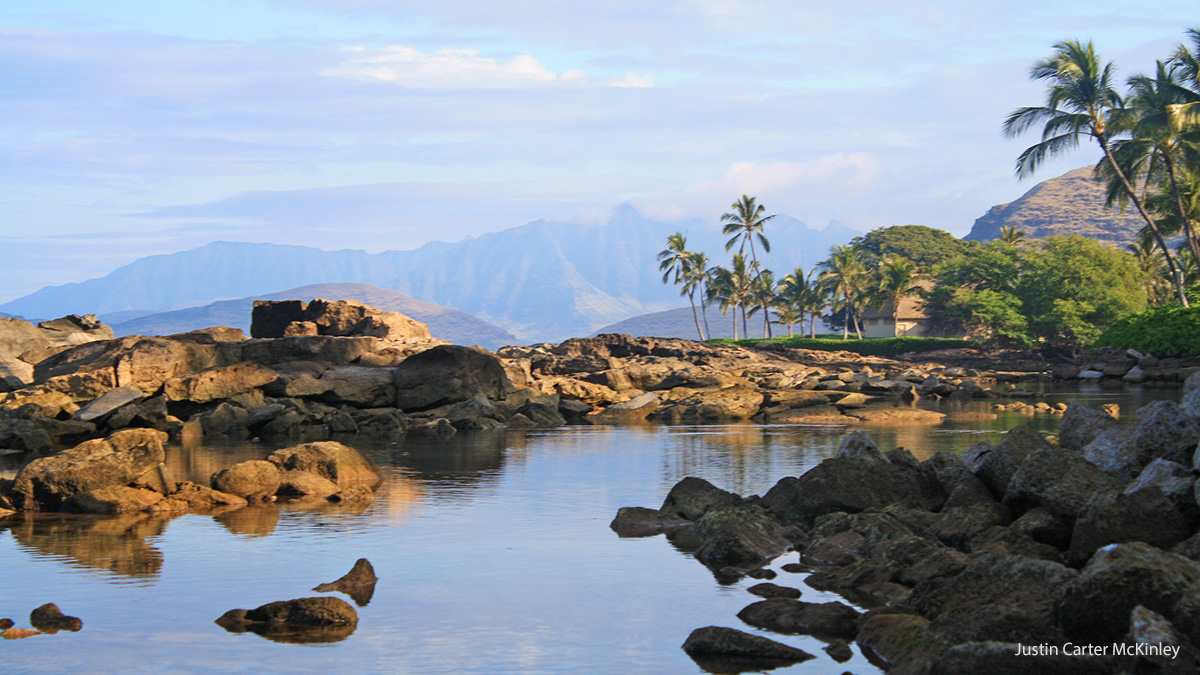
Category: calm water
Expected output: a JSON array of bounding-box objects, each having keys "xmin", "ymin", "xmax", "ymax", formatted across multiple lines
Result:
[{"xmin": 0, "ymin": 383, "xmax": 1180, "ymax": 674}]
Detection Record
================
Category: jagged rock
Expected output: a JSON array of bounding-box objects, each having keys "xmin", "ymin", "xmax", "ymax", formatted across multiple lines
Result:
[
  {"xmin": 393, "ymin": 345, "xmax": 510, "ymax": 411},
  {"xmin": 74, "ymin": 384, "xmax": 147, "ymax": 423},
  {"xmin": 1056, "ymin": 542, "xmax": 1200, "ymax": 644},
  {"xmin": 1002, "ymin": 447, "xmax": 1122, "ymax": 524},
  {"xmin": 1068, "ymin": 488, "xmax": 1190, "ymax": 565},
  {"xmin": 967, "ymin": 426, "xmax": 1050, "ymax": 499},
  {"xmin": 1010, "ymin": 508, "xmax": 1073, "ymax": 550},
  {"xmin": 856, "ymin": 613, "xmax": 949, "ymax": 674},
  {"xmin": 211, "ymin": 460, "xmax": 281, "ymax": 501},
  {"xmin": 64, "ymin": 485, "xmax": 171, "ymax": 514},
  {"xmin": 737, "ymin": 598, "xmax": 860, "ymax": 639},
  {"xmin": 681, "ymin": 626, "xmax": 814, "ymax": 668},
  {"xmin": 12, "ymin": 428, "xmax": 167, "ymax": 511},
  {"xmin": 1083, "ymin": 401, "xmax": 1200, "ymax": 482},
  {"xmin": 1059, "ymin": 399, "xmax": 1121, "ymax": 451},
  {"xmin": 1120, "ymin": 606, "xmax": 1200, "ymax": 675},
  {"xmin": 193, "ymin": 402, "xmax": 251, "ymax": 438},
  {"xmin": 906, "ymin": 551, "xmax": 1077, "ymax": 644},
  {"xmin": 609, "ymin": 507, "xmax": 692, "ymax": 537},
  {"xmin": 692, "ymin": 503, "xmax": 792, "ymax": 569},
  {"xmin": 313, "ymin": 558, "xmax": 378, "ymax": 606},
  {"xmin": 659, "ymin": 477, "xmax": 740, "ymax": 521},
  {"xmin": 1124, "ymin": 459, "xmax": 1196, "ymax": 515},
  {"xmin": 835, "ymin": 429, "xmax": 886, "ymax": 463},
  {"xmin": 251, "ymin": 298, "xmax": 430, "ymax": 341},
  {"xmin": 761, "ymin": 455, "xmax": 942, "ymax": 526},
  {"xmin": 163, "ymin": 362, "xmax": 278, "ymax": 403}
]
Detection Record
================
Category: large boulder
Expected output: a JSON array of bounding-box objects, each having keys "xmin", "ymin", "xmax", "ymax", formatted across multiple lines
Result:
[
  {"xmin": 658, "ymin": 476, "xmax": 740, "ymax": 521},
  {"xmin": 211, "ymin": 460, "xmax": 282, "ymax": 501},
  {"xmin": 1001, "ymin": 447, "xmax": 1122, "ymax": 524},
  {"xmin": 266, "ymin": 442, "xmax": 381, "ymax": 487},
  {"xmin": 393, "ymin": 345, "xmax": 511, "ymax": 411},
  {"xmin": 1055, "ymin": 542, "xmax": 1200, "ymax": 644},
  {"xmin": 12, "ymin": 428, "xmax": 168, "ymax": 511},
  {"xmin": 691, "ymin": 503, "xmax": 793, "ymax": 569},
  {"xmin": 906, "ymin": 551, "xmax": 1077, "ymax": 645},
  {"xmin": 1067, "ymin": 489, "xmax": 1191, "ymax": 565},
  {"xmin": 966, "ymin": 426, "xmax": 1050, "ymax": 500},
  {"xmin": 761, "ymin": 455, "xmax": 942, "ymax": 525},
  {"xmin": 1083, "ymin": 401, "xmax": 1200, "ymax": 482},
  {"xmin": 1058, "ymin": 399, "xmax": 1120, "ymax": 451},
  {"xmin": 736, "ymin": 598, "xmax": 860, "ymax": 639},
  {"xmin": 930, "ymin": 641, "xmax": 1113, "ymax": 675}
]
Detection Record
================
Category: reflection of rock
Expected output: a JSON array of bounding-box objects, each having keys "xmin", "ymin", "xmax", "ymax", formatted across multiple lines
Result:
[
  {"xmin": 313, "ymin": 558, "xmax": 378, "ymax": 606},
  {"xmin": 216, "ymin": 597, "xmax": 357, "ymax": 644},
  {"xmin": 214, "ymin": 504, "xmax": 280, "ymax": 537},
  {"xmin": 29, "ymin": 603, "xmax": 82, "ymax": 633},
  {"xmin": 6, "ymin": 512, "xmax": 167, "ymax": 577}
]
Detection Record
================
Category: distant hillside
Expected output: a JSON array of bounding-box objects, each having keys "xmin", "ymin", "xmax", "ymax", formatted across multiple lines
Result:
[
  {"xmin": 965, "ymin": 166, "xmax": 1145, "ymax": 243},
  {"xmin": 0, "ymin": 205, "xmax": 858, "ymax": 342},
  {"xmin": 111, "ymin": 283, "xmax": 518, "ymax": 349},
  {"xmin": 592, "ymin": 306, "xmax": 829, "ymax": 340}
]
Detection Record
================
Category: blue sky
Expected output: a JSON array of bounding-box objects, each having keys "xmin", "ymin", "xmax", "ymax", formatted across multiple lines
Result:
[{"xmin": 2, "ymin": 1, "xmax": 1197, "ymax": 302}]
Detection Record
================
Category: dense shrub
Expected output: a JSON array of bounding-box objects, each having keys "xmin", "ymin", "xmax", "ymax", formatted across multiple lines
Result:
[
  {"xmin": 1093, "ymin": 305, "xmax": 1200, "ymax": 357},
  {"xmin": 709, "ymin": 336, "xmax": 975, "ymax": 357}
]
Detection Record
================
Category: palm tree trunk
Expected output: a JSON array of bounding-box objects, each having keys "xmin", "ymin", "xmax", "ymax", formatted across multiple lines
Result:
[
  {"xmin": 1100, "ymin": 138, "xmax": 1190, "ymax": 306},
  {"xmin": 701, "ymin": 283, "xmax": 712, "ymax": 337},
  {"xmin": 688, "ymin": 291, "xmax": 704, "ymax": 341},
  {"xmin": 741, "ymin": 305, "xmax": 748, "ymax": 338},
  {"xmin": 810, "ymin": 312, "xmax": 817, "ymax": 339},
  {"xmin": 1162, "ymin": 153, "xmax": 1200, "ymax": 278},
  {"xmin": 732, "ymin": 309, "xmax": 738, "ymax": 339},
  {"xmin": 842, "ymin": 294, "xmax": 850, "ymax": 340}
]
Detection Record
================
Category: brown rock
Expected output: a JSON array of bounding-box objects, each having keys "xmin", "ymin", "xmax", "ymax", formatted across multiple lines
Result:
[
  {"xmin": 266, "ymin": 441, "xmax": 381, "ymax": 487},
  {"xmin": 29, "ymin": 603, "xmax": 82, "ymax": 633},
  {"xmin": 211, "ymin": 460, "xmax": 281, "ymax": 501},
  {"xmin": 12, "ymin": 428, "xmax": 168, "ymax": 511},
  {"xmin": 163, "ymin": 362, "xmax": 278, "ymax": 403}
]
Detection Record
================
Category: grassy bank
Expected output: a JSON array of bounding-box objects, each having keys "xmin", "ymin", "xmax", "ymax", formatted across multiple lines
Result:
[{"xmin": 708, "ymin": 335, "xmax": 976, "ymax": 357}]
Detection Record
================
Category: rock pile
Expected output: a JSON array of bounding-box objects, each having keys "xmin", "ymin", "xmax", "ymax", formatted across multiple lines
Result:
[{"xmin": 616, "ymin": 378, "xmax": 1200, "ymax": 674}]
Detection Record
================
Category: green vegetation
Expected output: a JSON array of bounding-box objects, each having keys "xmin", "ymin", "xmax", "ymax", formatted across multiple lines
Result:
[
  {"xmin": 652, "ymin": 26, "xmax": 1200, "ymax": 354},
  {"xmin": 710, "ymin": 336, "xmax": 975, "ymax": 357},
  {"xmin": 1094, "ymin": 305, "xmax": 1200, "ymax": 356}
]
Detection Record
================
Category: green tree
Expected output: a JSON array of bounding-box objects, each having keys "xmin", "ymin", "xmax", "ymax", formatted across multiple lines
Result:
[
  {"xmin": 998, "ymin": 225, "xmax": 1028, "ymax": 247},
  {"xmin": 657, "ymin": 232, "xmax": 705, "ymax": 340},
  {"xmin": 942, "ymin": 288, "xmax": 1032, "ymax": 347},
  {"xmin": 849, "ymin": 224, "xmax": 971, "ymax": 269},
  {"xmin": 1015, "ymin": 235, "xmax": 1148, "ymax": 350},
  {"xmin": 1004, "ymin": 39, "xmax": 1189, "ymax": 305},
  {"xmin": 685, "ymin": 251, "xmax": 714, "ymax": 339},
  {"xmin": 721, "ymin": 195, "xmax": 776, "ymax": 337},
  {"xmin": 709, "ymin": 253, "xmax": 754, "ymax": 339}
]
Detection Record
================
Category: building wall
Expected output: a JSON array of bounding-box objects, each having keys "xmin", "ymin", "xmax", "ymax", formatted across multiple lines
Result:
[{"xmin": 863, "ymin": 317, "xmax": 928, "ymax": 338}]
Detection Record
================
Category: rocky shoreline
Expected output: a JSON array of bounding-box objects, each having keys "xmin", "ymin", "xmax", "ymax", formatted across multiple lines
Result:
[
  {"xmin": 613, "ymin": 378, "xmax": 1200, "ymax": 674},
  {"xmin": 3, "ymin": 297, "xmax": 1182, "ymax": 466}
]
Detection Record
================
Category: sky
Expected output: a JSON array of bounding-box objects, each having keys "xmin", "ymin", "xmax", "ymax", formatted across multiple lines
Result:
[{"xmin": 2, "ymin": 1, "xmax": 1198, "ymax": 303}]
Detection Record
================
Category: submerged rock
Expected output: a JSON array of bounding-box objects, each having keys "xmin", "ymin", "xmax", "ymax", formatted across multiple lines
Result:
[
  {"xmin": 216, "ymin": 597, "xmax": 358, "ymax": 643},
  {"xmin": 681, "ymin": 625, "xmax": 814, "ymax": 672},
  {"xmin": 736, "ymin": 598, "xmax": 860, "ymax": 639}
]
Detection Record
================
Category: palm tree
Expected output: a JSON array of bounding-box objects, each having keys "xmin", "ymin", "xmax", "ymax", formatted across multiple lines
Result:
[
  {"xmin": 685, "ymin": 251, "xmax": 713, "ymax": 339},
  {"xmin": 721, "ymin": 195, "xmax": 776, "ymax": 337},
  {"xmin": 746, "ymin": 268, "xmax": 776, "ymax": 338},
  {"xmin": 708, "ymin": 254, "xmax": 754, "ymax": 339},
  {"xmin": 1004, "ymin": 40, "xmax": 1189, "ymax": 305},
  {"xmin": 1107, "ymin": 60, "xmax": 1200, "ymax": 273},
  {"xmin": 1127, "ymin": 235, "xmax": 1172, "ymax": 306},
  {"xmin": 998, "ymin": 225, "xmax": 1028, "ymax": 247},
  {"xmin": 875, "ymin": 254, "xmax": 924, "ymax": 337},
  {"xmin": 818, "ymin": 244, "xmax": 866, "ymax": 340},
  {"xmin": 657, "ymin": 232, "xmax": 704, "ymax": 340}
]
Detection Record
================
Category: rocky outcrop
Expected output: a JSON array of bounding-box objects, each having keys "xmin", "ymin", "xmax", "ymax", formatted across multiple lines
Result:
[
  {"xmin": 11, "ymin": 428, "xmax": 167, "ymax": 511},
  {"xmin": 251, "ymin": 298, "xmax": 431, "ymax": 341}
]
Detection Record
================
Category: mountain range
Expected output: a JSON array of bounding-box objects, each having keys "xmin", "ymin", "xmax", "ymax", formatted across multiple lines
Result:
[
  {"xmin": 0, "ymin": 205, "xmax": 858, "ymax": 342},
  {"xmin": 109, "ymin": 283, "xmax": 518, "ymax": 349}
]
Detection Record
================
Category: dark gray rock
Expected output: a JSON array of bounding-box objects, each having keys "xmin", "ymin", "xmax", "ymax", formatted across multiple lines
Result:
[
  {"xmin": 1059, "ymin": 399, "xmax": 1120, "ymax": 451},
  {"xmin": 692, "ymin": 503, "xmax": 792, "ymax": 569},
  {"xmin": 856, "ymin": 613, "xmax": 949, "ymax": 675},
  {"xmin": 1002, "ymin": 447, "xmax": 1122, "ymax": 524},
  {"xmin": 1083, "ymin": 401, "xmax": 1200, "ymax": 482},
  {"xmin": 29, "ymin": 603, "xmax": 82, "ymax": 633},
  {"xmin": 1056, "ymin": 542, "xmax": 1200, "ymax": 644},
  {"xmin": 1120, "ymin": 605, "xmax": 1200, "ymax": 675},
  {"xmin": 1067, "ymin": 489, "xmax": 1190, "ymax": 566},
  {"xmin": 736, "ymin": 598, "xmax": 860, "ymax": 639},
  {"xmin": 968, "ymin": 426, "xmax": 1050, "ymax": 499},
  {"xmin": 393, "ymin": 345, "xmax": 511, "ymax": 411},
  {"xmin": 747, "ymin": 583, "xmax": 802, "ymax": 599},
  {"xmin": 659, "ymin": 476, "xmax": 740, "ymax": 522},
  {"xmin": 681, "ymin": 625, "xmax": 814, "ymax": 668},
  {"xmin": 761, "ymin": 455, "xmax": 942, "ymax": 526},
  {"xmin": 931, "ymin": 641, "xmax": 1113, "ymax": 675}
]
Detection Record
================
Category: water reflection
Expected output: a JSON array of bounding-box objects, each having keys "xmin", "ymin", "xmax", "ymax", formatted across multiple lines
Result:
[
  {"xmin": 2, "ymin": 511, "xmax": 173, "ymax": 577},
  {"xmin": 214, "ymin": 504, "xmax": 280, "ymax": 538}
]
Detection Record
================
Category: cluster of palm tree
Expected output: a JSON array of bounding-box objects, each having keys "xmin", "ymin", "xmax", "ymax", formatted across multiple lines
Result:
[
  {"xmin": 658, "ymin": 196, "xmax": 928, "ymax": 340},
  {"xmin": 1005, "ymin": 29, "xmax": 1200, "ymax": 307}
]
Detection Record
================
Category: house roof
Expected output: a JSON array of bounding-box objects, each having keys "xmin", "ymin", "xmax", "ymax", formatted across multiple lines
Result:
[{"xmin": 861, "ymin": 279, "xmax": 933, "ymax": 321}]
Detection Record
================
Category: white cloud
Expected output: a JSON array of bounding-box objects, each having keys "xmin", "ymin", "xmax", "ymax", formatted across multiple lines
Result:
[
  {"xmin": 321, "ymin": 45, "xmax": 652, "ymax": 89},
  {"xmin": 634, "ymin": 154, "xmax": 884, "ymax": 223},
  {"xmin": 608, "ymin": 71, "xmax": 655, "ymax": 88}
]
